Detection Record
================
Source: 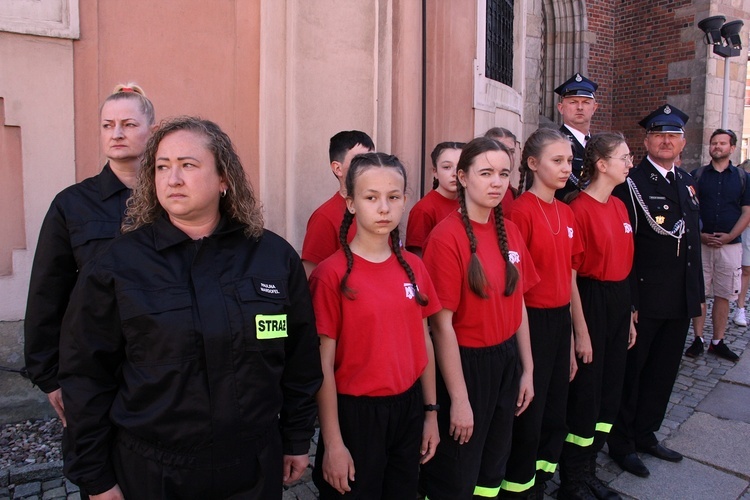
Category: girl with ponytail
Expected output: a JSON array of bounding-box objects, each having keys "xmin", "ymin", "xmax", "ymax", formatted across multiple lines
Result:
[
  {"xmin": 558, "ymin": 133, "xmax": 636, "ymax": 499},
  {"xmin": 501, "ymin": 128, "xmax": 585, "ymax": 498},
  {"xmin": 310, "ymin": 153, "xmax": 441, "ymax": 498},
  {"xmin": 406, "ymin": 141, "xmax": 465, "ymax": 256},
  {"xmin": 420, "ymin": 137, "xmax": 538, "ymax": 499}
]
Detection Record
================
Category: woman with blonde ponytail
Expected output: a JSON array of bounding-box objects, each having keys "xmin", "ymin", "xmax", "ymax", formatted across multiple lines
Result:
[
  {"xmin": 420, "ymin": 137, "xmax": 537, "ymax": 500},
  {"xmin": 24, "ymin": 82, "xmax": 156, "ymax": 499}
]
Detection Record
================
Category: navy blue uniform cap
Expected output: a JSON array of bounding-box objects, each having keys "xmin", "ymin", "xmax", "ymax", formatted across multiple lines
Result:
[
  {"xmin": 639, "ymin": 104, "xmax": 689, "ymax": 133},
  {"xmin": 554, "ymin": 73, "xmax": 598, "ymax": 98}
]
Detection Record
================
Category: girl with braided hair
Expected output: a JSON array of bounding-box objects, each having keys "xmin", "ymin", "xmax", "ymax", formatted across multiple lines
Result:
[
  {"xmin": 310, "ymin": 152, "xmax": 441, "ymax": 498},
  {"xmin": 419, "ymin": 137, "xmax": 538, "ymax": 500},
  {"xmin": 558, "ymin": 133, "xmax": 636, "ymax": 500},
  {"xmin": 501, "ymin": 128, "xmax": 584, "ymax": 498},
  {"xmin": 406, "ymin": 141, "xmax": 465, "ymax": 256}
]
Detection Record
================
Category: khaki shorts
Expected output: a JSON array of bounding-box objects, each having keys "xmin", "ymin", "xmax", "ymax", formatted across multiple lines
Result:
[
  {"xmin": 742, "ymin": 226, "xmax": 750, "ymax": 267},
  {"xmin": 702, "ymin": 242, "xmax": 742, "ymax": 300}
]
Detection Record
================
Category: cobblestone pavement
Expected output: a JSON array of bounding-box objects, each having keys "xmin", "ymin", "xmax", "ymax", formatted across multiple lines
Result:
[{"xmin": 3, "ymin": 298, "xmax": 748, "ymax": 499}]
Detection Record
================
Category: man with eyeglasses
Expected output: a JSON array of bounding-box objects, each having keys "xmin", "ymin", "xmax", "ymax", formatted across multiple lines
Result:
[
  {"xmin": 608, "ymin": 104, "xmax": 703, "ymax": 479},
  {"xmin": 554, "ymin": 73, "xmax": 599, "ymax": 200},
  {"xmin": 685, "ymin": 129, "xmax": 749, "ymax": 362}
]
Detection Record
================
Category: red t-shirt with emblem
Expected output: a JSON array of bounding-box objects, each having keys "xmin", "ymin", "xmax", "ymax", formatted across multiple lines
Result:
[
  {"xmin": 570, "ymin": 192, "xmax": 634, "ymax": 281},
  {"xmin": 310, "ymin": 249, "xmax": 441, "ymax": 397},
  {"xmin": 508, "ymin": 191, "xmax": 583, "ymax": 308},
  {"xmin": 423, "ymin": 211, "xmax": 539, "ymax": 348}
]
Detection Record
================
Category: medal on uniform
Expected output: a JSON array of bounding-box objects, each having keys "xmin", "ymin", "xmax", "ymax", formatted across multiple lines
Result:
[{"xmin": 656, "ymin": 215, "xmax": 665, "ymax": 225}]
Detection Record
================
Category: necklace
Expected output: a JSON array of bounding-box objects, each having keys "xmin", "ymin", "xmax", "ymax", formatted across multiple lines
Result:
[{"xmin": 535, "ymin": 194, "xmax": 561, "ymax": 235}]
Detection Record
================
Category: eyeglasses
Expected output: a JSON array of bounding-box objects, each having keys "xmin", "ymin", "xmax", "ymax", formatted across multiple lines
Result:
[{"xmin": 607, "ymin": 153, "xmax": 635, "ymax": 164}]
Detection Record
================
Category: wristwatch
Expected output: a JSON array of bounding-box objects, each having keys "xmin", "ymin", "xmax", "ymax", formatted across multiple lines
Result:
[{"xmin": 424, "ymin": 404, "xmax": 440, "ymax": 412}]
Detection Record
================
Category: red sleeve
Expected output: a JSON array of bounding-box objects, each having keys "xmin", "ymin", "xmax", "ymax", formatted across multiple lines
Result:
[
  {"xmin": 301, "ymin": 211, "xmax": 339, "ymax": 265},
  {"xmin": 409, "ymin": 254, "xmax": 442, "ymax": 317},
  {"xmin": 423, "ymin": 229, "xmax": 463, "ymax": 313},
  {"xmin": 406, "ymin": 202, "xmax": 434, "ymax": 250},
  {"xmin": 309, "ymin": 263, "xmax": 342, "ymax": 340}
]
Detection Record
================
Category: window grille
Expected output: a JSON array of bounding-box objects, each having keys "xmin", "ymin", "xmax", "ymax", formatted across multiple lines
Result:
[{"xmin": 486, "ymin": 0, "xmax": 514, "ymax": 86}]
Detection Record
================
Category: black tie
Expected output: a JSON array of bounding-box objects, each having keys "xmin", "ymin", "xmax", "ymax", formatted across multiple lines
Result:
[
  {"xmin": 584, "ymin": 135, "xmax": 591, "ymax": 143},
  {"xmin": 666, "ymin": 171, "xmax": 679, "ymax": 197}
]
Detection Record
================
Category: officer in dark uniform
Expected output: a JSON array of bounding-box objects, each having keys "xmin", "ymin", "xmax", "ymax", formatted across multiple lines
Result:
[
  {"xmin": 608, "ymin": 104, "xmax": 703, "ymax": 478},
  {"xmin": 554, "ymin": 73, "xmax": 599, "ymax": 200}
]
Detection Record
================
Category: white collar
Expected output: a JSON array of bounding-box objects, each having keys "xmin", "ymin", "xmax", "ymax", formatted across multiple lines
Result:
[
  {"xmin": 647, "ymin": 157, "xmax": 676, "ymax": 180},
  {"xmin": 562, "ymin": 125, "xmax": 589, "ymax": 146}
]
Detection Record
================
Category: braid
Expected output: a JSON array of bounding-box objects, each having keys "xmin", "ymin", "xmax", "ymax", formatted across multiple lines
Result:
[
  {"xmin": 517, "ymin": 167, "xmax": 528, "ymax": 195},
  {"xmin": 339, "ymin": 209, "xmax": 357, "ymax": 300},
  {"xmin": 390, "ymin": 227, "xmax": 429, "ymax": 306},
  {"xmin": 457, "ymin": 184, "xmax": 489, "ymax": 298},
  {"xmin": 493, "ymin": 204, "xmax": 520, "ymax": 296}
]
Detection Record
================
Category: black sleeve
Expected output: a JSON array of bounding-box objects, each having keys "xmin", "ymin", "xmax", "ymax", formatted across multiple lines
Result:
[
  {"xmin": 24, "ymin": 198, "xmax": 79, "ymax": 393},
  {"xmin": 279, "ymin": 251, "xmax": 323, "ymax": 455},
  {"xmin": 58, "ymin": 262, "xmax": 123, "ymax": 495},
  {"xmin": 613, "ymin": 181, "xmax": 640, "ymax": 312}
]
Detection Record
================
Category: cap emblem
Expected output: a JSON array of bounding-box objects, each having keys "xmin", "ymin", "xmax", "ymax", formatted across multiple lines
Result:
[{"xmin": 664, "ymin": 105, "xmax": 672, "ymax": 115}]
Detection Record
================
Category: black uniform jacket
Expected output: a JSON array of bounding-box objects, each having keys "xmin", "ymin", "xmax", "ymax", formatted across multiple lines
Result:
[
  {"xmin": 556, "ymin": 124, "xmax": 586, "ymax": 201},
  {"xmin": 25, "ymin": 164, "xmax": 129, "ymax": 393},
  {"xmin": 613, "ymin": 158, "xmax": 704, "ymax": 319},
  {"xmin": 58, "ymin": 214, "xmax": 323, "ymax": 495}
]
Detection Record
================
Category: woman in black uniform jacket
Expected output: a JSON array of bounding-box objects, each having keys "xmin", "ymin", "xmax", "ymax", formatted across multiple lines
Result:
[{"xmin": 58, "ymin": 117, "xmax": 323, "ymax": 500}]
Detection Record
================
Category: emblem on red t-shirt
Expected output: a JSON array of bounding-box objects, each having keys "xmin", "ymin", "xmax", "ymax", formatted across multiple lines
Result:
[
  {"xmin": 567, "ymin": 226, "xmax": 574, "ymax": 239},
  {"xmin": 624, "ymin": 223, "xmax": 633, "ymax": 234},
  {"xmin": 508, "ymin": 250, "xmax": 520, "ymax": 265},
  {"xmin": 404, "ymin": 283, "xmax": 416, "ymax": 299}
]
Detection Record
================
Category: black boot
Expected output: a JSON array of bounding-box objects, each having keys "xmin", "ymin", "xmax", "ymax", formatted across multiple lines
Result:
[
  {"xmin": 558, "ymin": 462, "xmax": 597, "ymax": 500},
  {"xmin": 580, "ymin": 456, "xmax": 621, "ymax": 500}
]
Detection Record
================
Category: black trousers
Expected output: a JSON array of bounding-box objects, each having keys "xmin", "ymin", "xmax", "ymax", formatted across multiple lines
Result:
[
  {"xmin": 561, "ymin": 277, "xmax": 630, "ymax": 468},
  {"xmin": 420, "ymin": 337, "xmax": 519, "ymax": 500},
  {"xmin": 501, "ymin": 305, "xmax": 571, "ymax": 496},
  {"xmin": 607, "ymin": 316, "xmax": 690, "ymax": 456},
  {"xmin": 113, "ymin": 429, "xmax": 282, "ymax": 499},
  {"xmin": 314, "ymin": 382, "xmax": 424, "ymax": 500},
  {"xmin": 62, "ymin": 427, "xmax": 90, "ymax": 500}
]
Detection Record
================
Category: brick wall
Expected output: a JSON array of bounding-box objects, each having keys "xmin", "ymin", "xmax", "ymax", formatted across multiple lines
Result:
[{"xmin": 587, "ymin": 0, "xmax": 698, "ymax": 163}]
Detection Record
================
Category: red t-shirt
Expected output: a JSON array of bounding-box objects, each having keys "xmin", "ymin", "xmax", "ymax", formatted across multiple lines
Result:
[
  {"xmin": 570, "ymin": 192, "xmax": 634, "ymax": 281},
  {"xmin": 423, "ymin": 211, "xmax": 539, "ymax": 348},
  {"xmin": 508, "ymin": 191, "xmax": 583, "ymax": 308},
  {"xmin": 500, "ymin": 188, "xmax": 515, "ymax": 213},
  {"xmin": 406, "ymin": 190, "xmax": 459, "ymax": 251},
  {"xmin": 310, "ymin": 250, "xmax": 441, "ymax": 397},
  {"xmin": 301, "ymin": 193, "xmax": 356, "ymax": 265}
]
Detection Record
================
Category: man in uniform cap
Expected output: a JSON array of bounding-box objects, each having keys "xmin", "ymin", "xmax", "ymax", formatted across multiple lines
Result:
[
  {"xmin": 608, "ymin": 104, "xmax": 703, "ymax": 478},
  {"xmin": 554, "ymin": 73, "xmax": 599, "ymax": 200}
]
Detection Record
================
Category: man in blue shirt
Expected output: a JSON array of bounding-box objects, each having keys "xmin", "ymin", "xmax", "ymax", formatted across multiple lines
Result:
[{"xmin": 687, "ymin": 129, "xmax": 750, "ymax": 361}]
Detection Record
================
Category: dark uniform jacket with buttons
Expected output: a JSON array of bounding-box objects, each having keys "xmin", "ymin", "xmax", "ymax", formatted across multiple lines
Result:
[
  {"xmin": 557, "ymin": 124, "xmax": 586, "ymax": 201},
  {"xmin": 614, "ymin": 157, "xmax": 704, "ymax": 319},
  {"xmin": 25, "ymin": 164, "xmax": 130, "ymax": 393},
  {"xmin": 58, "ymin": 214, "xmax": 323, "ymax": 495}
]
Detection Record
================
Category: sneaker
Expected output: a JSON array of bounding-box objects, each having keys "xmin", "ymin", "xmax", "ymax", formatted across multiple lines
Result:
[
  {"xmin": 733, "ymin": 308, "xmax": 748, "ymax": 327},
  {"xmin": 708, "ymin": 340, "xmax": 740, "ymax": 362},
  {"xmin": 684, "ymin": 337, "xmax": 704, "ymax": 358}
]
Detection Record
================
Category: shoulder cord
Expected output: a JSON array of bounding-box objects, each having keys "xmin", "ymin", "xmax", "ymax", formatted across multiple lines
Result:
[
  {"xmin": 626, "ymin": 177, "xmax": 685, "ymax": 240},
  {"xmin": 568, "ymin": 172, "xmax": 590, "ymax": 190}
]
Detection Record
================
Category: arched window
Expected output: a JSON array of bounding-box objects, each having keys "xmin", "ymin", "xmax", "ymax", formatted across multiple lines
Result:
[{"xmin": 539, "ymin": 0, "xmax": 588, "ymax": 122}]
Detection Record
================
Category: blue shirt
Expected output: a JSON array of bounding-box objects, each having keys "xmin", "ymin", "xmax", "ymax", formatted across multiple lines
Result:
[{"xmin": 694, "ymin": 163, "xmax": 750, "ymax": 243}]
